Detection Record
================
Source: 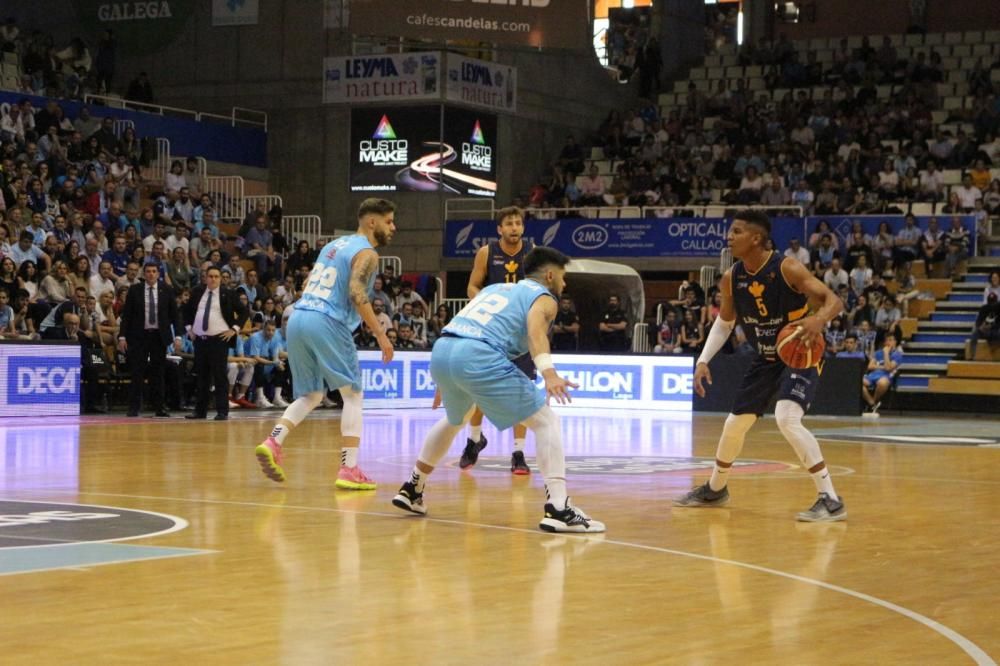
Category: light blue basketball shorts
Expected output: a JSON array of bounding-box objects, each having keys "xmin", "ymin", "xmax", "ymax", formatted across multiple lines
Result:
[
  {"xmin": 431, "ymin": 336, "xmax": 545, "ymax": 431},
  {"xmin": 286, "ymin": 308, "xmax": 360, "ymax": 398}
]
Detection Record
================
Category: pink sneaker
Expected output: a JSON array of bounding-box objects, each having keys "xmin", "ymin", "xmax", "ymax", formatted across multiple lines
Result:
[
  {"xmin": 335, "ymin": 465, "xmax": 377, "ymax": 490},
  {"xmin": 255, "ymin": 437, "xmax": 285, "ymax": 483}
]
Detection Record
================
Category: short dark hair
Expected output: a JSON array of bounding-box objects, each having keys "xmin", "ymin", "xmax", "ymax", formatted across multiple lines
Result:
[
  {"xmin": 844, "ymin": 334, "xmax": 857, "ymax": 342},
  {"xmin": 734, "ymin": 210, "xmax": 771, "ymax": 236},
  {"xmin": 496, "ymin": 206, "xmax": 524, "ymax": 225},
  {"xmin": 523, "ymin": 246, "xmax": 570, "ymax": 276},
  {"xmin": 357, "ymin": 198, "xmax": 396, "ymax": 219}
]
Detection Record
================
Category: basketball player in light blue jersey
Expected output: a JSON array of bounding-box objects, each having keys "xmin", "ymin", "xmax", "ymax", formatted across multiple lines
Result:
[
  {"xmin": 255, "ymin": 198, "xmax": 396, "ymax": 489},
  {"xmin": 392, "ymin": 247, "xmax": 605, "ymax": 533}
]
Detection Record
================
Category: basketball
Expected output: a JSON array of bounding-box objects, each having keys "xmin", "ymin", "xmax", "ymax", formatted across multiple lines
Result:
[{"xmin": 776, "ymin": 323, "xmax": 825, "ymax": 369}]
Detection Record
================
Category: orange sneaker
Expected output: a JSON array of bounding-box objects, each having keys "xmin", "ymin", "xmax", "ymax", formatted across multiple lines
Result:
[
  {"xmin": 255, "ymin": 437, "xmax": 285, "ymax": 483},
  {"xmin": 335, "ymin": 465, "xmax": 377, "ymax": 490}
]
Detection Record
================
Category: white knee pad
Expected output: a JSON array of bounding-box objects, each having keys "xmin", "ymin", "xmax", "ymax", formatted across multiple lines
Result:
[
  {"xmin": 340, "ymin": 386, "xmax": 363, "ymax": 439},
  {"xmin": 774, "ymin": 400, "xmax": 823, "ymax": 468},
  {"xmin": 722, "ymin": 412, "xmax": 756, "ymax": 438},
  {"xmin": 227, "ymin": 363, "xmax": 238, "ymax": 386}
]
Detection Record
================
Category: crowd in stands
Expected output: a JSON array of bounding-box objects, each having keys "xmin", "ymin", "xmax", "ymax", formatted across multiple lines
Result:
[
  {"xmin": 1, "ymin": 18, "xmax": 153, "ymax": 101},
  {"xmin": 528, "ymin": 33, "xmax": 1000, "ymax": 251},
  {"xmin": 0, "ymin": 95, "xmax": 442, "ymax": 413}
]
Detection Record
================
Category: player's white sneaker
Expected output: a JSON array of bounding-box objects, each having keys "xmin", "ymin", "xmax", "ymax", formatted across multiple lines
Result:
[
  {"xmin": 256, "ymin": 394, "xmax": 275, "ymax": 409},
  {"xmin": 272, "ymin": 393, "xmax": 290, "ymax": 408}
]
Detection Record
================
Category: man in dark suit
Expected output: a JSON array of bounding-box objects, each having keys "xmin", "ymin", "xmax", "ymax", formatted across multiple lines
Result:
[
  {"xmin": 184, "ymin": 266, "xmax": 249, "ymax": 421},
  {"xmin": 117, "ymin": 263, "xmax": 182, "ymax": 417}
]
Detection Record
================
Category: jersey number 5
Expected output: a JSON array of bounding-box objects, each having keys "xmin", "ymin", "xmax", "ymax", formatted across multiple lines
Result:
[
  {"xmin": 304, "ymin": 264, "xmax": 337, "ymax": 299},
  {"xmin": 458, "ymin": 292, "xmax": 510, "ymax": 325}
]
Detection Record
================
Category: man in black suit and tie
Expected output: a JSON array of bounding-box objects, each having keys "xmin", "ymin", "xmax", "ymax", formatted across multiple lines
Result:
[
  {"xmin": 117, "ymin": 263, "xmax": 182, "ymax": 417},
  {"xmin": 184, "ymin": 266, "xmax": 249, "ymax": 421}
]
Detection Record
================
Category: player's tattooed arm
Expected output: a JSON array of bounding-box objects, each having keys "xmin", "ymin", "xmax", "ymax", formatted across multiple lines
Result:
[{"xmin": 349, "ymin": 250, "xmax": 379, "ymax": 308}]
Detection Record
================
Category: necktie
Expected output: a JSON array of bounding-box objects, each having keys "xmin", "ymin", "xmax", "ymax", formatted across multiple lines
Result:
[
  {"xmin": 202, "ymin": 291, "xmax": 213, "ymax": 332},
  {"xmin": 148, "ymin": 286, "xmax": 156, "ymax": 326}
]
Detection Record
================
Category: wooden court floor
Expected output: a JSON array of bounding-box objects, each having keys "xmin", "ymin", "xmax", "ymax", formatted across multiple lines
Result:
[{"xmin": 1, "ymin": 408, "xmax": 998, "ymax": 665}]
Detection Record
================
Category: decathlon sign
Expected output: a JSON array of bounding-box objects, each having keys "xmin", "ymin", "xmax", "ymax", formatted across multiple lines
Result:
[
  {"xmin": 0, "ymin": 343, "xmax": 81, "ymax": 416},
  {"xmin": 357, "ymin": 351, "xmax": 692, "ymax": 411}
]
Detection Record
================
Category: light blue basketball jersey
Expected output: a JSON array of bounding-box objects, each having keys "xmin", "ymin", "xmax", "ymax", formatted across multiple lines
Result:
[
  {"xmin": 295, "ymin": 234, "xmax": 375, "ymax": 332},
  {"xmin": 443, "ymin": 279, "xmax": 555, "ymax": 357}
]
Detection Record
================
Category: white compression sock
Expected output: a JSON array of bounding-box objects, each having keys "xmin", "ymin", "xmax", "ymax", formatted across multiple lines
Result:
[
  {"xmin": 420, "ymin": 417, "xmax": 465, "ymax": 468},
  {"xmin": 270, "ymin": 391, "xmax": 324, "ymax": 445},
  {"xmin": 523, "ymin": 406, "xmax": 567, "ymax": 509},
  {"xmin": 709, "ymin": 413, "xmax": 757, "ymax": 491},
  {"xmin": 774, "ymin": 400, "xmax": 838, "ymax": 501},
  {"xmin": 339, "ymin": 386, "xmax": 363, "ymax": 439},
  {"xmin": 341, "ymin": 447, "xmax": 358, "ymax": 468},
  {"xmin": 470, "ymin": 425, "xmax": 483, "ymax": 442},
  {"xmin": 513, "ymin": 438, "xmax": 526, "ymax": 452}
]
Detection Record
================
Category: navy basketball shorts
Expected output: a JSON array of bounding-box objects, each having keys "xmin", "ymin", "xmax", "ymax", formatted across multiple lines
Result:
[{"xmin": 731, "ymin": 355, "xmax": 820, "ymax": 416}]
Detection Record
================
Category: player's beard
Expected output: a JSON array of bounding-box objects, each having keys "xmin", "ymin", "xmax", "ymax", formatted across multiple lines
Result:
[{"xmin": 373, "ymin": 228, "xmax": 392, "ymax": 247}]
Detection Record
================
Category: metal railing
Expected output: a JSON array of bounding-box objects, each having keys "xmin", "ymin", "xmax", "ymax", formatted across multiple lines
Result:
[
  {"xmin": 112, "ymin": 118, "xmax": 134, "ymax": 138},
  {"xmin": 245, "ymin": 195, "xmax": 283, "ymax": 216},
  {"xmin": 632, "ymin": 323, "xmax": 650, "ymax": 353},
  {"xmin": 205, "ymin": 175, "xmax": 246, "ymax": 222},
  {"xmin": 281, "ymin": 215, "xmax": 322, "ymax": 249},
  {"xmin": 151, "ymin": 137, "xmax": 171, "ymax": 184},
  {"xmin": 82, "ymin": 94, "xmax": 268, "ymax": 129},
  {"xmin": 379, "ymin": 256, "xmax": 402, "ymax": 278},
  {"xmin": 445, "ymin": 198, "xmax": 496, "ymax": 221},
  {"xmin": 438, "ymin": 298, "xmax": 469, "ymax": 319},
  {"xmin": 444, "ymin": 199, "xmax": 805, "ymax": 222},
  {"xmin": 720, "ymin": 248, "xmax": 734, "ymax": 271},
  {"xmin": 700, "ymin": 265, "xmax": 719, "ymax": 289}
]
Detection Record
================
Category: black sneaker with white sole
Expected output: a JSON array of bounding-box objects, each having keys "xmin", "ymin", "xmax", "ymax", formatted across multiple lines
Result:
[
  {"xmin": 539, "ymin": 499, "xmax": 606, "ymax": 533},
  {"xmin": 459, "ymin": 435, "xmax": 488, "ymax": 469},
  {"xmin": 392, "ymin": 482, "xmax": 427, "ymax": 515},
  {"xmin": 672, "ymin": 482, "xmax": 730, "ymax": 507}
]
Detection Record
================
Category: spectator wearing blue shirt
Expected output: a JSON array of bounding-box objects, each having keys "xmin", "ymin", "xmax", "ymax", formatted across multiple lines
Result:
[
  {"xmin": 9, "ymin": 231, "xmax": 52, "ymax": 272},
  {"xmin": 243, "ymin": 214, "xmax": 283, "ymax": 281},
  {"xmin": 835, "ymin": 334, "xmax": 867, "ymax": 360},
  {"xmin": 98, "ymin": 200, "xmax": 129, "ymax": 233},
  {"xmin": 862, "ymin": 332, "xmax": 902, "ymax": 414},
  {"xmin": 227, "ymin": 333, "xmax": 256, "ymax": 408},
  {"xmin": 103, "ymin": 236, "xmax": 132, "ymax": 277},
  {"xmin": 26, "ymin": 212, "xmax": 48, "ymax": 247},
  {"xmin": 249, "ymin": 321, "xmax": 288, "ymax": 408},
  {"xmin": 193, "ymin": 209, "xmax": 220, "ymax": 240}
]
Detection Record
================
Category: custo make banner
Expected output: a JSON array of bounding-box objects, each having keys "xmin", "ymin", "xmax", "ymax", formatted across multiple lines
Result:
[
  {"xmin": 349, "ymin": 106, "xmax": 497, "ymax": 197},
  {"xmin": 348, "ymin": 0, "xmax": 590, "ymax": 50},
  {"xmin": 444, "ymin": 217, "xmax": 807, "ymax": 258}
]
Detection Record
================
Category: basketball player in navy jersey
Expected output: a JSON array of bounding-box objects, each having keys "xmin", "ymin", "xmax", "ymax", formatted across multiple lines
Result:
[
  {"xmin": 674, "ymin": 210, "xmax": 847, "ymax": 521},
  {"xmin": 459, "ymin": 205, "xmax": 536, "ymax": 475}
]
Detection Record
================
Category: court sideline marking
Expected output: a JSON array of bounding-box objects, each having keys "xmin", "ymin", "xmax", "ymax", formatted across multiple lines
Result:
[{"xmin": 29, "ymin": 489, "xmax": 996, "ymax": 666}]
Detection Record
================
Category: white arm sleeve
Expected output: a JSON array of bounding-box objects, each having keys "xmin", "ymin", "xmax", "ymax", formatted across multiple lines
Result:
[{"xmin": 696, "ymin": 318, "xmax": 736, "ymax": 367}]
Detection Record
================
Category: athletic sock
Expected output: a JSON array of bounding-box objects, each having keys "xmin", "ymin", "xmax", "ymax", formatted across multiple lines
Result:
[
  {"xmin": 270, "ymin": 423, "xmax": 291, "ymax": 445},
  {"xmin": 341, "ymin": 447, "xmax": 358, "ymax": 468},
  {"xmin": 470, "ymin": 425, "xmax": 483, "ymax": 443},
  {"xmin": 709, "ymin": 461, "xmax": 731, "ymax": 492},
  {"xmin": 545, "ymin": 478, "xmax": 568, "ymax": 510},
  {"xmin": 513, "ymin": 437, "xmax": 526, "ymax": 452},
  {"xmin": 811, "ymin": 467, "xmax": 838, "ymax": 501},
  {"xmin": 409, "ymin": 467, "xmax": 427, "ymax": 493}
]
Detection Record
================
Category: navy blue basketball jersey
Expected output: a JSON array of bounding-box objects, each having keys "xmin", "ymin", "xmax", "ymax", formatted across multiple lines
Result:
[
  {"xmin": 731, "ymin": 251, "xmax": 809, "ymax": 360},
  {"xmin": 486, "ymin": 239, "xmax": 534, "ymax": 286}
]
